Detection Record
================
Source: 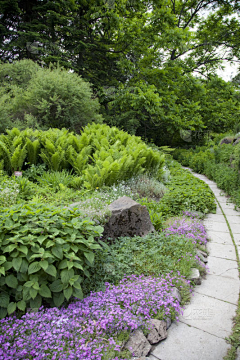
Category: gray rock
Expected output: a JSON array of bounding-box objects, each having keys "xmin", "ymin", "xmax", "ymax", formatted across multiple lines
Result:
[
  {"xmin": 171, "ymin": 287, "xmax": 181, "ymax": 303},
  {"xmin": 236, "ymin": 346, "xmax": 240, "ymax": 360},
  {"xmin": 102, "ymin": 196, "xmax": 155, "ymax": 240},
  {"xmin": 189, "ymin": 268, "xmax": 201, "ymax": 285},
  {"xmin": 147, "ymin": 319, "xmax": 167, "ymax": 344},
  {"xmin": 125, "ymin": 330, "xmax": 151, "ymax": 357},
  {"xmin": 233, "ymin": 138, "xmax": 240, "ymax": 146},
  {"xmin": 220, "ymin": 137, "xmax": 234, "ymax": 145},
  {"xmin": 197, "ymin": 250, "xmax": 208, "ymax": 263},
  {"xmin": 165, "ymin": 317, "xmax": 171, "ymax": 329}
]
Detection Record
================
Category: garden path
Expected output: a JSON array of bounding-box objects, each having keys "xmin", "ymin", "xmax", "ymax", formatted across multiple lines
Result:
[{"xmin": 148, "ymin": 169, "xmax": 240, "ymax": 360}]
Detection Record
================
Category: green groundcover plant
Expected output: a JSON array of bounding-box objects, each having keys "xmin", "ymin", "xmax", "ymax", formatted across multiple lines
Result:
[
  {"xmin": 139, "ymin": 161, "xmax": 216, "ymax": 221},
  {"xmin": 0, "ymin": 203, "xmax": 103, "ymax": 318},
  {"xmin": 173, "ymin": 140, "xmax": 240, "ymax": 208}
]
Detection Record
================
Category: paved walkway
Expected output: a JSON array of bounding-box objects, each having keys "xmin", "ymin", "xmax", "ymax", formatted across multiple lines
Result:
[{"xmin": 149, "ymin": 170, "xmax": 240, "ymax": 360}]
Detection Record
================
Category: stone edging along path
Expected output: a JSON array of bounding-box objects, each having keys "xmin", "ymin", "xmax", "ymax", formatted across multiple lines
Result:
[{"xmin": 147, "ymin": 169, "xmax": 240, "ymax": 360}]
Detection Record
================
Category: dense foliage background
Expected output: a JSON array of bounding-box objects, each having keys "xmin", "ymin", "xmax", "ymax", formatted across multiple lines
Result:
[{"xmin": 0, "ymin": 0, "xmax": 240, "ymax": 144}]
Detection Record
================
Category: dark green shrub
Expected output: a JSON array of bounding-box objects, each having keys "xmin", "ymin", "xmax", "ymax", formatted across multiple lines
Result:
[
  {"xmin": 0, "ymin": 60, "xmax": 102, "ymax": 132},
  {"xmin": 188, "ymin": 150, "xmax": 214, "ymax": 173},
  {"xmin": 0, "ymin": 203, "xmax": 103, "ymax": 318},
  {"xmin": 213, "ymin": 144, "xmax": 234, "ymax": 164}
]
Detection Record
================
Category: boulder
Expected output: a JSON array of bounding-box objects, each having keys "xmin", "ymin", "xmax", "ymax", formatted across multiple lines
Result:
[
  {"xmin": 147, "ymin": 319, "xmax": 167, "ymax": 344},
  {"xmin": 125, "ymin": 330, "xmax": 151, "ymax": 357},
  {"xmin": 219, "ymin": 136, "xmax": 234, "ymax": 145},
  {"xmin": 233, "ymin": 138, "xmax": 240, "ymax": 146},
  {"xmin": 102, "ymin": 196, "xmax": 155, "ymax": 240},
  {"xmin": 197, "ymin": 249, "xmax": 208, "ymax": 263},
  {"xmin": 189, "ymin": 268, "xmax": 201, "ymax": 285},
  {"xmin": 171, "ymin": 287, "xmax": 181, "ymax": 303},
  {"xmin": 165, "ymin": 317, "xmax": 171, "ymax": 329}
]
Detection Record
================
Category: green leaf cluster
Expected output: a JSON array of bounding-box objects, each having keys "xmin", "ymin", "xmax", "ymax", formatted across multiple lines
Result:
[
  {"xmin": 0, "ymin": 203, "xmax": 103, "ymax": 318},
  {"xmin": 0, "ymin": 124, "xmax": 165, "ymax": 189}
]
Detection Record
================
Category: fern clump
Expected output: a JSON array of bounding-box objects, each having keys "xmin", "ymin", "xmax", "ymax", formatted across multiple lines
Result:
[{"xmin": 0, "ymin": 124, "xmax": 165, "ymax": 186}]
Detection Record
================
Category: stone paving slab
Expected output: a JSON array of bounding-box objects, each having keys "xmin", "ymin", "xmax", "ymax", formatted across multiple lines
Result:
[
  {"xmin": 207, "ymin": 256, "xmax": 239, "ymax": 279},
  {"xmin": 233, "ymin": 233, "xmax": 240, "ymax": 243},
  {"xmin": 207, "ymin": 242, "xmax": 237, "ymax": 260},
  {"xmin": 150, "ymin": 322, "xmax": 230, "ymax": 360},
  {"xmin": 228, "ymin": 223, "xmax": 240, "ymax": 233},
  {"xmin": 203, "ymin": 221, "xmax": 229, "ymax": 233},
  {"xmin": 220, "ymin": 208, "xmax": 240, "ymax": 216},
  {"xmin": 205, "ymin": 214, "xmax": 226, "ymax": 222},
  {"xmin": 220, "ymin": 203, "xmax": 237, "ymax": 211},
  {"xmin": 194, "ymin": 275, "xmax": 239, "ymax": 305},
  {"xmin": 207, "ymin": 230, "xmax": 233, "ymax": 244},
  {"xmin": 225, "ymin": 215, "xmax": 240, "ymax": 224},
  {"xmin": 180, "ymin": 293, "xmax": 237, "ymax": 338},
  {"xmin": 148, "ymin": 168, "xmax": 239, "ymax": 360}
]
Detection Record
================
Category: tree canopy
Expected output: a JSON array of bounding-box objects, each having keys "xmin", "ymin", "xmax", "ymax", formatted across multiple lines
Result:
[{"xmin": 1, "ymin": 0, "xmax": 240, "ymax": 144}]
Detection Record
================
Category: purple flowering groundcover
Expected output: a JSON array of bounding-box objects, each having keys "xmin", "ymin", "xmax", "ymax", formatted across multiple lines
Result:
[{"xmin": 0, "ymin": 274, "xmax": 189, "ymax": 360}]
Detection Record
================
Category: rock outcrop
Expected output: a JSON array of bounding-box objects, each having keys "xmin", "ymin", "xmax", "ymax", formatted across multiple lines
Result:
[{"xmin": 102, "ymin": 196, "xmax": 155, "ymax": 240}]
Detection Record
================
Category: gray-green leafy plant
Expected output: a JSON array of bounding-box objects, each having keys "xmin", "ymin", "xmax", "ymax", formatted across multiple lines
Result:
[{"xmin": 0, "ymin": 203, "xmax": 103, "ymax": 319}]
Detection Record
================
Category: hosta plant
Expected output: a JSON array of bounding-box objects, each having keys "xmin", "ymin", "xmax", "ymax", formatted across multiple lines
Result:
[{"xmin": 0, "ymin": 203, "xmax": 103, "ymax": 318}]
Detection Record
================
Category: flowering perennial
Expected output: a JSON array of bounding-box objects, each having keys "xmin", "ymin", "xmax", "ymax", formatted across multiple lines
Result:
[
  {"xmin": 165, "ymin": 213, "xmax": 208, "ymax": 246},
  {"xmin": 0, "ymin": 274, "xmax": 187, "ymax": 360}
]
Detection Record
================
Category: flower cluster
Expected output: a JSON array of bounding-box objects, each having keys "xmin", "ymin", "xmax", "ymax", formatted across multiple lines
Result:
[
  {"xmin": 164, "ymin": 215, "xmax": 208, "ymax": 246},
  {"xmin": 0, "ymin": 179, "xmax": 19, "ymax": 208},
  {"xmin": 0, "ymin": 274, "xmax": 187, "ymax": 360}
]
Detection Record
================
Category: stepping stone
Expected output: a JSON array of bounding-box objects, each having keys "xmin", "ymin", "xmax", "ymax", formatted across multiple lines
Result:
[
  {"xmin": 203, "ymin": 221, "xmax": 229, "ymax": 233},
  {"xmin": 150, "ymin": 322, "xmax": 230, "ymax": 360},
  {"xmin": 180, "ymin": 293, "xmax": 237, "ymax": 339},
  {"xmin": 206, "ymin": 230, "xmax": 232, "ymax": 244},
  {"xmin": 207, "ymin": 256, "xmax": 238, "ymax": 280},
  {"xmin": 194, "ymin": 275, "xmax": 239, "ymax": 305},
  {"xmin": 207, "ymin": 243, "xmax": 236, "ymax": 261}
]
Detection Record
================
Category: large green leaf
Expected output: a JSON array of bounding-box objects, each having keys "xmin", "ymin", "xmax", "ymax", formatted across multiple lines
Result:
[
  {"xmin": 28, "ymin": 261, "xmax": 41, "ymax": 274},
  {"xmin": 17, "ymin": 300, "xmax": 26, "ymax": 312},
  {"xmin": 30, "ymin": 288, "xmax": 38, "ymax": 299},
  {"xmin": 23, "ymin": 287, "xmax": 31, "ymax": 301},
  {"xmin": 12, "ymin": 257, "xmax": 22, "ymax": 271},
  {"xmin": 53, "ymin": 292, "xmax": 65, "ymax": 307},
  {"xmin": 45, "ymin": 264, "xmax": 57, "ymax": 277},
  {"xmin": 0, "ymin": 307, "xmax": 7, "ymax": 319},
  {"xmin": 39, "ymin": 284, "xmax": 51, "ymax": 298},
  {"xmin": 7, "ymin": 302, "xmax": 16, "ymax": 315},
  {"xmin": 0, "ymin": 292, "xmax": 10, "ymax": 308},
  {"xmin": 5, "ymin": 274, "xmax": 18, "ymax": 288},
  {"xmin": 20, "ymin": 259, "xmax": 28, "ymax": 273},
  {"xmin": 84, "ymin": 251, "xmax": 94, "ymax": 264},
  {"xmin": 40, "ymin": 260, "xmax": 49, "ymax": 271},
  {"xmin": 61, "ymin": 269, "xmax": 74, "ymax": 284},
  {"xmin": 73, "ymin": 287, "xmax": 83, "ymax": 299},
  {"xmin": 52, "ymin": 246, "xmax": 63, "ymax": 260},
  {"xmin": 59, "ymin": 259, "xmax": 68, "ymax": 269},
  {"xmin": 64, "ymin": 286, "xmax": 73, "ymax": 301},
  {"xmin": 49, "ymin": 279, "xmax": 63, "ymax": 293},
  {"xmin": 0, "ymin": 255, "xmax": 6, "ymax": 265},
  {"xmin": 30, "ymin": 295, "xmax": 42, "ymax": 309}
]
